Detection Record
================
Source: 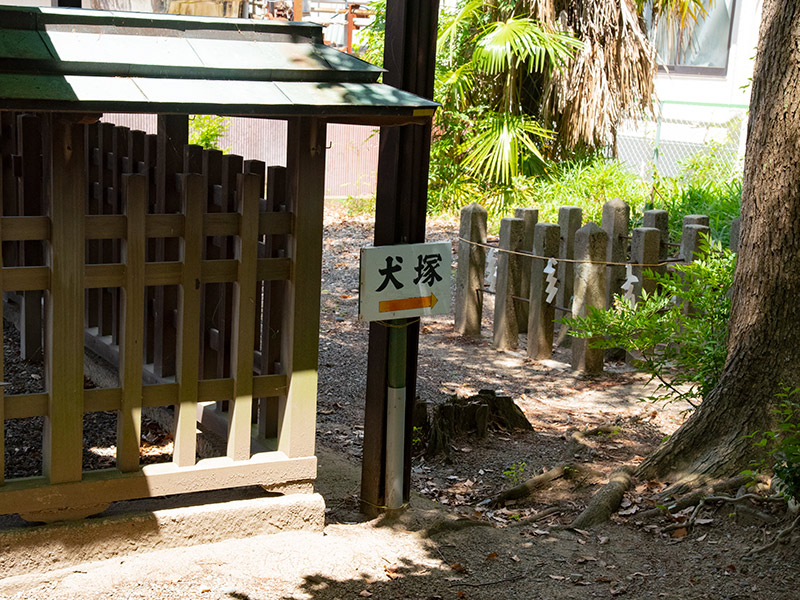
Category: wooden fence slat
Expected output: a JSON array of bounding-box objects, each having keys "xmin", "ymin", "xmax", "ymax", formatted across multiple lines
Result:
[
  {"xmin": 117, "ymin": 174, "xmax": 146, "ymax": 472},
  {"xmin": 257, "ymin": 164, "xmax": 284, "ymax": 440},
  {"xmin": 0, "ymin": 223, "xmax": 4, "ymax": 486},
  {"xmin": 172, "ymin": 173, "xmax": 204, "ymax": 467},
  {"xmin": 0, "ymin": 216, "xmax": 50, "ymax": 241},
  {"xmin": 44, "ymin": 116, "xmax": 85, "ymax": 485},
  {"xmin": 98, "ymin": 123, "xmax": 115, "ymax": 340},
  {"xmin": 4, "ymin": 393, "xmax": 49, "ymax": 419},
  {"xmin": 154, "ymin": 115, "xmax": 187, "ymax": 379},
  {"xmin": 227, "ymin": 173, "xmax": 260, "ymax": 460},
  {"xmin": 3, "ymin": 266, "xmax": 49, "ymax": 291},
  {"xmin": 17, "ymin": 113, "xmax": 45, "ymax": 362}
]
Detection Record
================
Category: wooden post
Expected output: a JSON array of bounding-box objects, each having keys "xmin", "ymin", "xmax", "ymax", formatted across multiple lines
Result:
[
  {"xmin": 44, "ymin": 115, "xmax": 85, "ymax": 484},
  {"xmin": 227, "ymin": 173, "xmax": 260, "ymax": 461},
  {"xmin": 527, "ymin": 222, "xmax": 560, "ymax": 360},
  {"xmin": 117, "ymin": 174, "xmax": 146, "ymax": 473},
  {"xmin": 601, "ymin": 199, "xmax": 630, "ymax": 308},
  {"xmin": 454, "ymin": 203, "xmax": 487, "ymax": 338},
  {"xmin": 277, "ymin": 117, "xmax": 326, "ymax": 459},
  {"xmin": 555, "ymin": 205, "xmax": 581, "ymax": 345},
  {"xmin": 631, "ymin": 227, "xmax": 661, "ymax": 299},
  {"xmin": 85, "ymin": 123, "xmax": 101, "ymax": 331},
  {"xmin": 17, "ymin": 114, "xmax": 45, "ymax": 362},
  {"xmin": 173, "ymin": 173, "xmax": 204, "ymax": 467},
  {"xmin": 362, "ymin": 0, "xmax": 439, "ymax": 515},
  {"xmin": 514, "ymin": 207, "xmax": 538, "ymax": 330},
  {"xmin": 571, "ymin": 223, "xmax": 607, "ymax": 375},
  {"xmin": 493, "ymin": 217, "xmax": 524, "ymax": 350}
]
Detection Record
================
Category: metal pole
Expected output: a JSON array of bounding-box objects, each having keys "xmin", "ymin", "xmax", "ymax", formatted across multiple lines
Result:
[{"xmin": 384, "ymin": 319, "xmax": 407, "ymax": 510}]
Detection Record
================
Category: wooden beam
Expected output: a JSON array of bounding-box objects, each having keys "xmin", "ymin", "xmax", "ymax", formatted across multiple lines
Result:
[
  {"xmin": 173, "ymin": 173, "xmax": 204, "ymax": 467},
  {"xmin": 361, "ymin": 0, "xmax": 439, "ymax": 515},
  {"xmin": 277, "ymin": 117, "xmax": 326, "ymax": 459},
  {"xmin": 117, "ymin": 174, "xmax": 146, "ymax": 472},
  {"xmin": 227, "ymin": 173, "xmax": 260, "ymax": 460},
  {"xmin": 44, "ymin": 115, "xmax": 86, "ymax": 485}
]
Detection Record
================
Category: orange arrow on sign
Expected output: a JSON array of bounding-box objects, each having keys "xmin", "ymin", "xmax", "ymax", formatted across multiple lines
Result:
[{"xmin": 379, "ymin": 292, "xmax": 438, "ymax": 313}]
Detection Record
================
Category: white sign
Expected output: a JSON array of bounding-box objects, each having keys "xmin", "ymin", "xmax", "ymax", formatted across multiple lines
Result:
[{"xmin": 359, "ymin": 242, "xmax": 451, "ymax": 321}]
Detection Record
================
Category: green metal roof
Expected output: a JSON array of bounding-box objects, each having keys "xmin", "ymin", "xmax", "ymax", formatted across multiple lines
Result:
[{"xmin": 0, "ymin": 6, "xmax": 438, "ymax": 122}]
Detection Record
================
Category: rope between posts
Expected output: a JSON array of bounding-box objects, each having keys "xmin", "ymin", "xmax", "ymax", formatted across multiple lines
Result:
[{"xmin": 458, "ymin": 237, "xmax": 685, "ymax": 268}]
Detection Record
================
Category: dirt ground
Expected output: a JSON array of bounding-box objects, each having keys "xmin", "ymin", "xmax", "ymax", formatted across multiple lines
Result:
[{"xmin": 0, "ymin": 200, "xmax": 798, "ymax": 599}]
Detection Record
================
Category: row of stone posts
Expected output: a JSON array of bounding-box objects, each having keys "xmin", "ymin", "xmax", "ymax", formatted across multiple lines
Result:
[{"xmin": 454, "ymin": 201, "xmax": 741, "ymax": 374}]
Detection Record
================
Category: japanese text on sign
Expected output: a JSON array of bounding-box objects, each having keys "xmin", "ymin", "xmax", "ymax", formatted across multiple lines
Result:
[{"xmin": 359, "ymin": 242, "xmax": 451, "ymax": 321}]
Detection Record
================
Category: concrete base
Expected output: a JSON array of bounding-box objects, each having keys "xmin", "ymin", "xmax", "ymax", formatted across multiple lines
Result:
[{"xmin": 0, "ymin": 492, "xmax": 325, "ymax": 576}]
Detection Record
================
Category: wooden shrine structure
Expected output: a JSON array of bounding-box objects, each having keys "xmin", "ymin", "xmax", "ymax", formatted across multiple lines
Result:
[{"xmin": 0, "ymin": 5, "xmax": 435, "ymax": 521}]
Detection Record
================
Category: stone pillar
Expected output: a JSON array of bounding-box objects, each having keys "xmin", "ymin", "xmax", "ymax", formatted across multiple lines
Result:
[
  {"xmin": 527, "ymin": 222, "xmax": 560, "ymax": 360},
  {"xmin": 571, "ymin": 223, "xmax": 608, "ymax": 374},
  {"xmin": 729, "ymin": 217, "xmax": 741, "ymax": 253},
  {"xmin": 493, "ymin": 217, "xmax": 524, "ymax": 350},
  {"xmin": 602, "ymin": 199, "xmax": 630, "ymax": 308},
  {"xmin": 556, "ymin": 206, "xmax": 582, "ymax": 345},
  {"xmin": 455, "ymin": 203, "xmax": 488, "ymax": 337},
  {"xmin": 681, "ymin": 215, "xmax": 711, "ymax": 263},
  {"xmin": 514, "ymin": 207, "xmax": 538, "ymax": 330},
  {"xmin": 631, "ymin": 227, "xmax": 661, "ymax": 299},
  {"xmin": 643, "ymin": 209, "xmax": 669, "ymax": 278}
]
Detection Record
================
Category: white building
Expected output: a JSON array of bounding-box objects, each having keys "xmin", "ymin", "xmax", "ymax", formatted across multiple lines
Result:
[{"xmin": 619, "ymin": 0, "xmax": 762, "ymax": 178}]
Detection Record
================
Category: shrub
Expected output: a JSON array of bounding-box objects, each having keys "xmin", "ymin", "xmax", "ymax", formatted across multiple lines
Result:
[
  {"xmin": 189, "ymin": 115, "xmax": 230, "ymax": 151},
  {"xmin": 564, "ymin": 235, "xmax": 736, "ymax": 409}
]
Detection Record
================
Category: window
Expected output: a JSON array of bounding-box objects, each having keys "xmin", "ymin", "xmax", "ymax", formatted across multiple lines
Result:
[{"xmin": 651, "ymin": 0, "xmax": 736, "ymax": 75}]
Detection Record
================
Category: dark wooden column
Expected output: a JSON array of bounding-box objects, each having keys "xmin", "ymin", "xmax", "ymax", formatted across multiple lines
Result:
[{"xmin": 360, "ymin": 0, "xmax": 439, "ymax": 515}]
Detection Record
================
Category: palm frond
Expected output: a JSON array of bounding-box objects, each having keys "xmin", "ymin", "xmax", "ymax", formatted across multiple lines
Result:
[
  {"xmin": 435, "ymin": 62, "xmax": 475, "ymax": 110},
  {"xmin": 473, "ymin": 17, "xmax": 581, "ymax": 75},
  {"xmin": 437, "ymin": 0, "xmax": 484, "ymax": 53},
  {"xmin": 461, "ymin": 112, "xmax": 552, "ymax": 185}
]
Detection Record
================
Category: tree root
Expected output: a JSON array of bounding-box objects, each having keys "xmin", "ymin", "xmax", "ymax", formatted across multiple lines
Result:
[
  {"xmin": 509, "ymin": 506, "xmax": 563, "ymax": 527},
  {"xmin": 638, "ymin": 474, "xmax": 752, "ymax": 520},
  {"xmin": 660, "ymin": 493, "xmax": 785, "ymax": 533},
  {"xmin": 569, "ymin": 466, "xmax": 633, "ymax": 529},
  {"xmin": 485, "ymin": 463, "xmax": 579, "ymax": 508},
  {"xmin": 744, "ymin": 513, "xmax": 800, "ymax": 559}
]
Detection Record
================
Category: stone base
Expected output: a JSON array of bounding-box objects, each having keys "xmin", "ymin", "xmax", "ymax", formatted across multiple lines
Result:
[{"xmin": 0, "ymin": 492, "xmax": 325, "ymax": 576}]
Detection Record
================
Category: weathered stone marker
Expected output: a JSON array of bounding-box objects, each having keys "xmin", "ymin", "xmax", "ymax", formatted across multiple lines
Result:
[
  {"xmin": 681, "ymin": 214, "xmax": 711, "ymax": 263},
  {"xmin": 602, "ymin": 198, "xmax": 630, "ymax": 308},
  {"xmin": 643, "ymin": 209, "xmax": 669, "ymax": 278},
  {"xmin": 571, "ymin": 222, "xmax": 608, "ymax": 374},
  {"xmin": 455, "ymin": 203, "xmax": 488, "ymax": 337},
  {"xmin": 730, "ymin": 217, "xmax": 741, "ymax": 253},
  {"xmin": 556, "ymin": 205, "xmax": 582, "ymax": 345},
  {"xmin": 493, "ymin": 217, "xmax": 524, "ymax": 350},
  {"xmin": 631, "ymin": 227, "xmax": 661, "ymax": 299},
  {"xmin": 514, "ymin": 207, "xmax": 538, "ymax": 330},
  {"xmin": 527, "ymin": 222, "xmax": 560, "ymax": 360}
]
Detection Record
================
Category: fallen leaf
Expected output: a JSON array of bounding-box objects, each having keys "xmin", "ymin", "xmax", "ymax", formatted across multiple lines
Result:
[
  {"xmin": 450, "ymin": 563, "xmax": 468, "ymax": 574},
  {"xmin": 696, "ymin": 534, "xmax": 708, "ymax": 542},
  {"xmin": 510, "ymin": 555, "xmax": 520, "ymax": 562},
  {"xmin": 671, "ymin": 527, "xmax": 688, "ymax": 539},
  {"xmin": 548, "ymin": 575, "xmax": 565, "ymax": 580},
  {"xmin": 486, "ymin": 552, "xmax": 498, "ymax": 561},
  {"xmin": 618, "ymin": 506, "xmax": 639, "ymax": 516},
  {"xmin": 359, "ymin": 591, "xmax": 373, "ymax": 598},
  {"xmin": 695, "ymin": 518, "xmax": 714, "ymax": 525}
]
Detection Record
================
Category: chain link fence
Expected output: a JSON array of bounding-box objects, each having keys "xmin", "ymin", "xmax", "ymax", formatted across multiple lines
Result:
[{"xmin": 616, "ymin": 100, "xmax": 748, "ymax": 181}]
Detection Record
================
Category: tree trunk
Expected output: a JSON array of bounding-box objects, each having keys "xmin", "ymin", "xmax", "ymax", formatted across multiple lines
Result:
[{"xmin": 639, "ymin": 1, "xmax": 800, "ymax": 481}]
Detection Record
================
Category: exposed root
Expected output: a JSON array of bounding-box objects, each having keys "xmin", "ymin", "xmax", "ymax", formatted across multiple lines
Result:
[
  {"xmin": 569, "ymin": 466, "xmax": 633, "ymax": 529},
  {"xmin": 744, "ymin": 513, "xmax": 800, "ymax": 559},
  {"xmin": 638, "ymin": 474, "xmax": 753, "ymax": 520},
  {"xmin": 485, "ymin": 463, "xmax": 580, "ymax": 507},
  {"xmin": 660, "ymin": 493, "xmax": 785, "ymax": 534}
]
